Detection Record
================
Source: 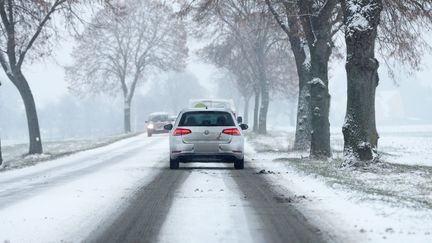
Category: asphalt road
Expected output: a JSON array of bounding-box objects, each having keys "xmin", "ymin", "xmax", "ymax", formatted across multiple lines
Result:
[
  {"xmin": 90, "ymin": 161, "xmax": 323, "ymax": 243},
  {"xmin": 0, "ymin": 135, "xmax": 324, "ymax": 242}
]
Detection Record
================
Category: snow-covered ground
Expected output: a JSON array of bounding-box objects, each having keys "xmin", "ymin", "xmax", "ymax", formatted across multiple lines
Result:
[
  {"xmin": 0, "ymin": 134, "xmax": 168, "ymax": 242},
  {"xmin": 1, "ymin": 133, "xmax": 138, "ymax": 170},
  {"xmin": 1, "ymin": 126, "xmax": 431, "ymax": 242},
  {"xmin": 246, "ymin": 125, "xmax": 432, "ymax": 242}
]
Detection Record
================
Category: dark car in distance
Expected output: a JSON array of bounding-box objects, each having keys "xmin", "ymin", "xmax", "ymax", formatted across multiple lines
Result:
[{"xmin": 146, "ymin": 112, "xmax": 171, "ymax": 137}]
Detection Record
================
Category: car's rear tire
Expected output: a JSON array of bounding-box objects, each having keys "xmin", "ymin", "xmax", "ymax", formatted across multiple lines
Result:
[
  {"xmin": 234, "ymin": 158, "xmax": 244, "ymax": 170},
  {"xmin": 170, "ymin": 158, "xmax": 179, "ymax": 169}
]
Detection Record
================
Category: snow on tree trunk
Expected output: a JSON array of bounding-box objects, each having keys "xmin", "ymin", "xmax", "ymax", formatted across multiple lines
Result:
[
  {"xmin": 341, "ymin": 0, "xmax": 382, "ymax": 166},
  {"xmin": 265, "ymin": 0, "xmax": 313, "ymax": 150},
  {"xmin": 309, "ymin": 78, "xmax": 331, "ymax": 159},
  {"xmin": 253, "ymin": 91, "xmax": 260, "ymax": 132},
  {"xmin": 294, "ymin": 82, "xmax": 311, "ymax": 150},
  {"xmin": 12, "ymin": 72, "xmax": 43, "ymax": 154},
  {"xmin": 298, "ymin": 0, "xmax": 336, "ymax": 159},
  {"xmin": 287, "ymin": 10, "xmax": 312, "ymax": 151},
  {"xmin": 308, "ymin": 41, "xmax": 332, "ymax": 159}
]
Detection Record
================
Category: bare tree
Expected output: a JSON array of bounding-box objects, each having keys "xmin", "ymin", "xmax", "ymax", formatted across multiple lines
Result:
[
  {"xmin": 340, "ymin": 0, "xmax": 382, "ymax": 166},
  {"xmin": 341, "ymin": 0, "xmax": 432, "ymax": 166},
  {"xmin": 187, "ymin": 0, "xmax": 287, "ymax": 134},
  {"xmin": 267, "ymin": 0, "xmax": 339, "ymax": 157},
  {"xmin": 296, "ymin": 0, "xmax": 339, "ymax": 159},
  {"xmin": 199, "ymin": 39, "xmax": 256, "ymax": 125},
  {"xmin": 265, "ymin": 0, "xmax": 312, "ymax": 150},
  {"xmin": 0, "ymin": 0, "xmax": 89, "ymax": 154},
  {"xmin": 67, "ymin": 0, "xmax": 188, "ymax": 133},
  {"xmin": 378, "ymin": 0, "xmax": 432, "ymax": 78}
]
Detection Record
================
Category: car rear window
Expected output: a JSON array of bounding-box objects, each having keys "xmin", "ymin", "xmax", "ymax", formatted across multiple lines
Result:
[{"xmin": 179, "ymin": 111, "xmax": 235, "ymax": 127}]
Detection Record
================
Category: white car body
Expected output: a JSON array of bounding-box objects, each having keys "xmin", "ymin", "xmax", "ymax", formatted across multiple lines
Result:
[{"xmin": 166, "ymin": 108, "xmax": 247, "ymax": 169}]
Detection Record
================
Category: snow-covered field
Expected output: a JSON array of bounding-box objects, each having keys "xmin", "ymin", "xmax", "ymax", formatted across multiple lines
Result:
[
  {"xmin": 1, "ymin": 133, "xmax": 138, "ymax": 170},
  {"xmin": 246, "ymin": 125, "xmax": 432, "ymax": 242}
]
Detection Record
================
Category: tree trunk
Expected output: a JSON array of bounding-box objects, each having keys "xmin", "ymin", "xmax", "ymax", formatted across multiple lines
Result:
[
  {"xmin": 257, "ymin": 47, "xmax": 269, "ymax": 135},
  {"xmin": 298, "ymin": 0, "xmax": 335, "ymax": 159},
  {"xmin": 253, "ymin": 90, "xmax": 260, "ymax": 132},
  {"xmin": 286, "ymin": 8, "xmax": 312, "ymax": 151},
  {"xmin": 11, "ymin": 72, "xmax": 43, "ymax": 154},
  {"xmin": 294, "ymin": 80, "xmax": 311, "ymax": 150},
  {"xmin": 308, "ymin": 52, "xmax": 332, "ymax": 159},
  {"xmin": 243, "ymin": 96, "xmax": 250, "ymax": 124},
  {"xmin": 258, "ymin": 82, "xmax": 269, "ymax": 135},
  {"xmin": 124, "ymin": 99, "xmax": 132, "ymax": 133},
  {"xmin": 341, "ymin": 0, "xmax": 382, "ymax": 166}
]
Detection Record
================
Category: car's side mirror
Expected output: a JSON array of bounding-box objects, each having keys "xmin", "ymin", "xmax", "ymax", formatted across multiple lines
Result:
[
  {"xmin": 240, "ymin": 124, "xmax": 248, "ymax": 130},
  {"xmin": 164, "ymin": 124, "xmax": 173, "ymax": 130},
  {"xmin": 237, "ymin": 116, "xmax": 243, "ymax": 124}
]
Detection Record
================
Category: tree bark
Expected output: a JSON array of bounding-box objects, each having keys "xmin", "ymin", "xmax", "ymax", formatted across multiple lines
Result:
[
  {"xmin": 294, "ymin": 78, "xmax": 311, "ymax": 150},
  {"xmin": 265, "ymin": 0, "xmax": 313, "ymax": 150},
  {"xmin": 298, "ymin": 0, "xmax": 336, "ymax": 159},
  {"xmin": 341, "ymin": 0, "xmax": 382, "ymax": 165},
  {"xmin": 253, "ymin": 90, "xmax": 260, "ymax": 132},
  {"xmin": 290, "ymin": 31, "xmax": 312, "ymax": 150},
  {"xmin": 11, "ymin": 72, "xmax": 43, "ymax": 154},
  {"xmin": 308, "ymin": 49, "xmax": 332, "ymax": 159}
]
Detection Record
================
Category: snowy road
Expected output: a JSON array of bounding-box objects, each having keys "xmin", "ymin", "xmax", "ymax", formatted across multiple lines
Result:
[{"xmin": 0, "ymin": 134, "xmax": 322, "ymax": 243}]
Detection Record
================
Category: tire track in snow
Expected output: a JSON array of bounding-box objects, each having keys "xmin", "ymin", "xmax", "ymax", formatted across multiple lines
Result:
[
  {"xmin": 229, "ymin": 165, "xmax": 324, "ymax": 243},
  {"xmin": 89, "ymin": 168, "xmax": 190, "ymax": 243}
]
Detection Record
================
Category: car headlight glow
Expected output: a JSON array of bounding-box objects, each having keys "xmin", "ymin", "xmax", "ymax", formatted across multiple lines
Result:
[{"xmin": 147, "ymin": 123, "xmax": 154, "ymax": 129}]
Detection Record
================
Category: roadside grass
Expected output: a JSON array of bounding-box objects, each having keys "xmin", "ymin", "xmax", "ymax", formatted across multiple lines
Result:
[
  {"xmin": 1, "ymin": 133, "xmax": 141, "ymax": 172},
  {"xmin": 247, "ymin": 131, "xmax": 432, "ymax": 210}
]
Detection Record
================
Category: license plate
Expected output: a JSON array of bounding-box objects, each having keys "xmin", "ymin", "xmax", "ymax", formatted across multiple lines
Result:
[{"xmin": 194, "ymin": 143, "xmax": 218, "ymax": 153}]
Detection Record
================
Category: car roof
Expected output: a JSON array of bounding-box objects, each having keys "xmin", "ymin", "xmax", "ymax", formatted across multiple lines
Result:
[{"xmin": 180, "ymin": 108, "xmax": 233, "ymax": 113}]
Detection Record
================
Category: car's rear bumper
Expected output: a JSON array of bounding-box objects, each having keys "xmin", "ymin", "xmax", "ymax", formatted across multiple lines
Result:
[
  {"xmin": 172, "ymin": 153, "xmax": 243, "ymax": 163},
  {"xmin": 170, "ymin": 141, "xmax": 244, "ymax": 162}
]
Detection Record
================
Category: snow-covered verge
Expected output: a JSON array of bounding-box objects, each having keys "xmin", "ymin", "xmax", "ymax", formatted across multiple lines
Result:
[
  {"xmin": 246, "ymin": 126, "xmax": 432, "ymax": 242},
  {"xmin": 0, "ymin": 135, "xmax": 168, "ymax": 242},
  {"xmin": 1, "ymin": 133, "xmax": 140, "ymax": 171}
]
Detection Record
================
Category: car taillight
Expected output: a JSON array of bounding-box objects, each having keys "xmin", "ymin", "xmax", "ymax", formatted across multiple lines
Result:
[
  {"xmin": 173, "ymin": 128, "xmax": 192, "ymax": 136},
  {"xmin": 222, "ymin": 128, "xmax": 240, "ymax": 136}
]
